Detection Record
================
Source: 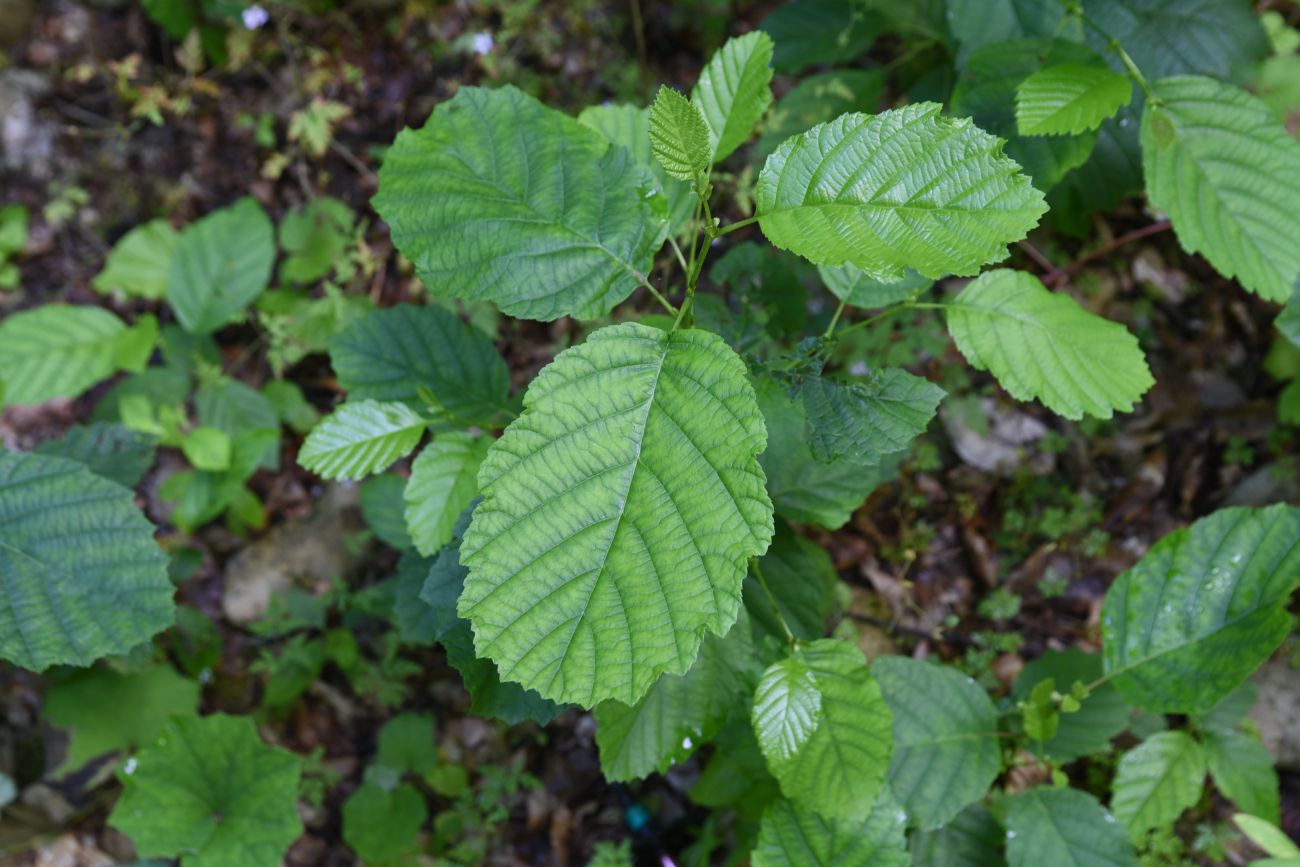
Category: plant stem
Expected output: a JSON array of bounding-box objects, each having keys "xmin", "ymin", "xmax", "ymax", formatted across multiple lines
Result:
[
  {"xmin": 823, "ymin": 298, "xmax": 848, "ymax": 339},
  {"xmin": 642, "ymin": 278, "xmax": 679, "ymax": 316},
  {"xmin": 750, "ymin": 557, "xmax": 798, "ymax": 648},
  {"xmin": 834, "ymin": 300, "xmax": 952, "ymax": 338},
  {"xmin": 715, "ymin": 214, "xmax": 759, "ymax": 236},
  {"xmin": 667, "ymin": 233, "xmax": 689, "ymax": 272}
]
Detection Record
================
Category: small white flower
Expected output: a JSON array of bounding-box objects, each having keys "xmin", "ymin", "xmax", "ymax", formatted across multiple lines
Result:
[
  {"xmin": 242, "ymin": 5, "xmax": 269, "ymax": 30},
  {"xmin": 471, "ymin": 32, "xmax": 494, "ymax": 56}
]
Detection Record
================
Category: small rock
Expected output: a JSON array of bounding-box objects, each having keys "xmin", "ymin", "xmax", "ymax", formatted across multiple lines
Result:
[
  {"xmin": 0, "ymin": 69, "xmax": 55, "ymax": 179},
  {"xmin": 942, "ymin": 397, "xmax": 1052, "ymax": 476},
  {"xmin": 221, "ymin": 484, "xmax": 368, "ymax": 625}
]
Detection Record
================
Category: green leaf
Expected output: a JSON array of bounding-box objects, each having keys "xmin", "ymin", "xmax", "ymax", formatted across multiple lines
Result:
[
  {"xmin": 0, "ymin": 305, "xmax": 133, "ymax": 407},
  {"xmin": 759, "ymin": 0, "xmax": 883, "ymax": 73},
  {"xmin": 1281, "ymin": 282, "xmax": 1300, "ymax": 348},
  {"xmin": 1086, "ymin": 0, "xmax": 1267, "ymax": 82},
  {"xmin": 298, "ymin": 400, "xmax": 426, "ymax": 481},
  {"xmin": 756, "ymin": 70, "xmax": 884, "ymax": 160},
  {"xmin": 33, "ymin": 423, "xmax": 157, "ymax": 488},
  {"xmin": 649, "ymin": 86, "xmax": 711, "ymax": 182},
  {"xmin": 755, "ymin": 104, "xmax": 1046, "ymax": 280},
  {"xmin": 752, "ymin": 639, "xmax": 893, "ymax": 819},
  {"xmin": 751, "ymin": 791, "xmax": 909, "ymax": 867},
  {"xmin": 872, "ymin": 655, "xmax": 1000, "ymax": 830},
  {"xmin": 947, "ymin": 269, "xmax": 1154, "ymax": 420},
  {"xmin": 458, "ymin": 323, "xmax": 773, "ymax": 706},
  {"xmin": 800, "ymin": 368, "xmax": 945, "ymax": 464},
  {"xmin": 595, "ymin": 614, "xmax": 752, "ymax": 781},
  {"xmin": 0, "ymin": 452, "xmax": 173, "ymax": 671},
  {"xmin": 93, "ymin": 219, "xmax": 179, "ymax": 300},
  {"xmin": 262, "ymin": 380, "xmax": 320, "ymax": 435},
  {"xmin": 43, "ymin": 665, "xmax": 199, "ymax": 776},
  {"xmin": 361, "ymin": 473, "xmax": 412, "ymax": 550},
  {"xmin": 1235, "ymin": 814, "xmax": 1300, "ymax": 860},
  {"xmin": 392, "ymin": 550, "xmax": 440, "ymax": 644},
  {"xmin": 1142, "ymin": 76, "xmax": 1300, "ymax": 302},
  {"xmin": 373, "ymin": 85, "xmax": 664, "ymax": 322},
  {"xmin": 342, "ymin": 782, "xmax": 427, "ymax": 864},
  {"xmin": 1005, "ymin": 787, "xmax": 1136, "ymax": 867},
  {"xmin": 108, "ymin": 714, "xmax": 302, "ymax": 867},
  {"xmin": 404, "ymin": 433, "xmax": 490, "ymax": 556},
  {"xmin": 947, "ymin": 0, "xmax": 1071, "ymax": 61},
  {"xmin": 1205, "ymin": 729, "xmax": 1280, "ymax": 825},
  {"xmin": 166, "ymin": 197, "xmax": 275, "ymax": 334},
  {"xmin": 374, "ymin": 712, "xmax": 438, "ymax": 776},
  {"xmin": 195, "ymin": 377, "xmax": 279, "ymax": 439},
  {"xmin": 756, "ymin": 378, "xmax": 896, "ymax": 530},
  {"xmin": 910, "ymin": 803, "xmax": 1006, "ymax": 867},
  {"xmin": 1017, "ymin": 65, "xmax": 1132, "ymax": 135},
  {"xmin": 181, "ymin": 427, "xmax": 232, "ymax": 472},
  {"xmin": 1194, "ymin": 682, "xmax": 1258, "ymax": 734},
  {"xmin": 1012, "ymin": 649, "xmax": 1129, "ymax": 762},
  {"xmin": 691, "ymin": 718, "xmax": 781, "ymax": 820},
  {"xmin": 818, "ymin": 264, "xmax": 932, "ymax": 310},
  {"xmin": 1111, "ymin": 731, "xmax": 1206, "ymax": 836},
  {"xmin": 329, "ymin": 304, "xmax": 511, "ymax": 424},
  {"xmin": 746, "ymin": 519, "xmax": 837, "ymax": 643},
  {"xmin": 690, "ymin": 31, "xmax": 774, "ymax": 163},
  {"xmin": 1101, "ymin": 504, "xmax": 1300, "ymax": 713}
]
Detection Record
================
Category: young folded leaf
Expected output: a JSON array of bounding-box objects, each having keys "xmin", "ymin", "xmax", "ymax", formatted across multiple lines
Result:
[
  {"xmin": 1016, "ymin": 64, "xmax": 1133, "ymax": 135},
  {"xmin": 298, "ymin": 400, "xmax": 426, "ymax": 481},
  {"xmin": 649, "ymin": 86, "xmax": 712, "ymax": 183},
  {"xmin": 374, "ymin": 86, "xmax": 665, "ymax": 321},
  {"xmin": 755, "ymin": 103, "xmax": 1047, "ymax": 280},
  {"xmin": 458, "ymin": 323, "xmax": 773, "ymax": 707},
  {"xmin": 691, "ymin": 31, "xmax": 775, "ymax": 163},
  {"xmin": 1142, "ymin": 76, "xmax": 1300, "ymax": 302},
  {"xmin": 1101, "ymin": 504, "xmax": 1300, "ymax": 713},
  {"xmin": 752, "ymin": 639, "xmax": 893, "ymax": 819},
  {"xmin": 947, "ymin": 269, "xmax": 1153, "ymax": 420}
]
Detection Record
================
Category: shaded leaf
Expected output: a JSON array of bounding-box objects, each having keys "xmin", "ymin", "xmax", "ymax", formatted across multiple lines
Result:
[
  {"xmin": 752, "ymin": 791, "xmax": 908, "ymax": 867},
  {"xmin": 800, "ymin": 368, "xmax": 945, "ymax": 464},
  {"xmin": 1005, "ymin": 787, "xmax": 1136, "ymax": 867},
  {"xmin": 34, "ymin": 423, "xmax": 157, "ymax": 488}
]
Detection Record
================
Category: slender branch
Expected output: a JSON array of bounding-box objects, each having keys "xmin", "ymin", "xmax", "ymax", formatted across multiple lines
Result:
[
  {"xmin": 1018, "ymin": 239, "xmax": 1061, "ymax": 280},
  {"xmin": 823, "ymin": 299, "xmax": 848, "ymax": 339},
  {"xmin": 641, "ymin": 279, "xmax": 679, "ymax": 316},
  {"xmin": 1044, "ymin": 219, "xmax": 1172, "ymax": 287},
  {"xmin": 834, "ymin": 300, "xmax": 952, "ymax": 339},
  {"xmin": 667, "ymin": 233, "xmax": 689, "ymax": 272}
]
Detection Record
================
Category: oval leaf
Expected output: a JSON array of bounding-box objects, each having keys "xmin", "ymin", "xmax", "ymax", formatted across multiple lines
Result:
[
  {"xmin": 691, "ymin": 31, "xmax": 775, "ymax": 163},
  {"xmin": 1111, "ymin": 731, "xmax": 1206, "ymax": 836},
  {"xmin": 166, "ymin": 197, "xmax": 275, "ymax": 334},
  {"xmin": 403, "ymin": 433, "xmax": 490, "ymax": 556},
  {"xmin": 299, "ymin": 400, "xmax": 426, "ymax": 481},
  {"xmin": 752, "ymin": 792, "xmax": 909, "ymax": 867},
  {"xmin": 0, "ymin": 305, "xmax": 130, "ymax": 407},
  {"xmin": 1016, "ymin": 64, "xmax": 1132, "ymax": 136},
  {"xmin": 1005, "ymin": 787, "xmax": 1137, "ymax": 867}
]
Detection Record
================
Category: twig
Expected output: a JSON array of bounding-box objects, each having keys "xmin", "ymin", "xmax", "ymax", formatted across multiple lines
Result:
[
  {"xmin": 1018, "ymin": 239, "xmax": 1061, "ymax": 281},
  {"xmin": 1044, "ymin": 220, "xmax": 1172, "ymax": 287}
]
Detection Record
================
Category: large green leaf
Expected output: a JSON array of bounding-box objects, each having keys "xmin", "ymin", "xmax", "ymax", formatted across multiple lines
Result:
[
  {"xmin": 873, "ymin": 655, "xmax": 1001, "ymax": 830},
  {"xmin": 756, "ymin": 70, "xmax": 884, "ymax": 159},
  {"xmin": 751, "ymin": 791, "xmax": 909, "ymax": 867},
  {"xmin": 755, "ymin": 378, "xmax": 896, "ymax": 530},
  {"xmin": 649, "ymin": 86, "xmax": 712, "ymax": 182},
  {"xmin": 1111, "ymin": 731, "xmax": 1206, "ymax": 836},
  {"xmin": 1142, "ymin": 76, "xmax": 1300, "ymax": 302},
  {"xmin": 166, "ymin": 197, "xmax": 275, "ymax": 334},
  {"xmin": 108, "ymin": 714, "xmax": 302, "ymax": 867},
  {"xmin": 755, "ymin": 104, "xmax": 1046, "ymax": 280},
  {"xmin": 946, "ymin": 0, "xmax": 1071, "ymax": 61},
  {"xmin": 329, "ymin": 305, "xmax": 511, "ymax": 424},
  {"xmin": 298, "ymin": 400, "xmax": 426, "ymax": 481},
  {"xmin": 759, "ymin": 0, "xmax": 883, "ymax": 73},
  {"xmin": 93, "ymin": 219, "xmax": 179, "ymax": 300},
  {"xmin": 403, "ymin": 433, "xmax": 490, "ymax": 556},
  {"xmin": 1017, "ymin": 65, "xmax": 1133, "ymax": 135},
  {"xmin": 1012, "ymin": 649, "xmax": 1129, "ymax": 762},
  {"xmin": 0, "ymin": 305, "xmax": 143, "ymax": 407},
  {"xmin": 1101, "ymin": 504, "xmax": 1300, "ymax": 713},
  {"xmin": 910, "ymin": 803, "xmax": 1006, "ymax": 867},
  {"xmin": 0, "ymin": 452, "xmax": 173, "ymax": 671},
  {"xmin": 1005, "ymin": 787, "xmax": 1136, "ymax": 867},
  {"xmin": 947, "ymin": 269, "xmax": 1154, "ymax": 420},
  {"xmin": 1086, "ymin": 0, "xmax": 1267, "ymax": 82},
  {"xmin": 33, "ymin": 422, "xmax": 157, "ymax": 488},
  {"xmin": 800, "ymin": 369, "xmax": 945, "ymax": 464},
  {"xmin": 690, "ymin": 31, "xmax": 774, "ymax": 163},
  {"xmin": 342, "ymin": 782, "xmax": 426, "ymax": 864},
  {"xmin": 458, "ymin": 323, "xmax": 773, "ymax": 706},
  {"xmin": 373, "ymin": 85, "xmax": 664, "ymax": 322},
  {"xmin": 1204, "ymin": 729, "xmax": 1280, "ymax": 824},
  {"xmin": 752, "ymin": 639, "xmax": 893, "ymax": 819},
  {"xmin": 595, "ymin": 615, "xmax": 752, "ymax": 781}
]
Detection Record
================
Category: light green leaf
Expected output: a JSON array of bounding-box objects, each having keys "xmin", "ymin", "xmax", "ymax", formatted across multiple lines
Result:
[
  {"xmin": 759, "ymin": 0, "xmax": 883, "ymax": 73},
  {"xmin": 373, "ymin": 85, "xmax": 664, "ymax": 322},
  {"xmin": 595, "ymin": 614, "xmax": 752, "ymax": 781},
  {"xmin": 752, "ymin": 791, "xmax": 908, "ymax": 867},
  {"xmin": 746, "ymin": 519, "xmax": 837, "ymax": 642},
  {"xmin": 1142, "ymin": 76, "xmax": 1300, "ymax": 302},
  {"xmin": 93, "ymin": 219, "xmax": 179, "ymax": 300},
  {"xmin": 0, "ymin": 452, "xmax": 173, "ymax": 671},
  {"xmin": 1235, "ymin": 814, "xmax": 1300, "ymax": 860},
  {"xmin": 43, "ymin": 665, "xmax": 199, "ymax": 776},
  {"xmin": 818, "ymin": 263, "xmax": 932, "ymax": 310},
  {"xmin": 690, "ymin": 31, "xmax": 774, "ymax": 163},
  {"xmin": 458, "ymin": 323, "xmax": 773, "ymax": 706},
  {"xmin": 752, "ymin": 639, "xmax": 893, "ymax": 819},
  {"xmin": 800, "ymin": 369, "xmax": 945, "ymax": 464},
  {"xmin": 342, "ymin": 782, "xmax": 426, "ymax": 864},
  {"xmin": 166, "ymin": 197, "xmax": 275, "ymax": 334},
  {"xmin": 180, "ymin": 427, "xmax": 232, "ymax": 472},
  {"xmin": 1111, "ymin": 731, "xmax": 1206, "ymax": 836},
  {"xmin": 108, "ymin": 714, "xmax": 302, "ymax": 867},
  {"xmin": 34, "ymin": 423, "xmax": 157, "ymax": 488},
  {"xmin": 404, "ymin": 432, "xmax": 490, "ymax": 556},
  {"xmin": 873, "ymin": 655, "xmax": 1001, "ymax": 830},
  {"xmin": 1012, "ymin": 649, "xmax": 1129, "ymax": 762},
  {"xmin": 948, "ymin": 269, "xmax": 1154, "ymax": 420},
  {"xmin": 1017, "ymin": 64, "xmax": 1133, "ymax": 135},
  {"xmin": 910, "ymin": 803, "xmax": 1005, "ymax": 867},
  {"xmin": 756, "ymin": 103, "xmax": 1047, "ymax": 280},
  {"xmin": 649, "ymin": 86, "xmax": 711, "ymax": 182},
  {"xmin": 1006, "ymin": 787, "xmax": 1136, "ymax": 867},
  {"xmin": 1102, "ymin": 504, "xmax": 1300, "ymax": 713},
  {"xmin": 1205, "ymin": 729, "xmax": 1280, "ymax": 825},
  {"xmin": 329, "ymin": 305, "xmax": 510, "ymax": 425},
  {"xmin": 0, "ymin": 305, "xmax": 133, "ymax": 407},
  {"xmin": 298, "ymin": 400, "xmax": 426, "ymax": 481}
]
